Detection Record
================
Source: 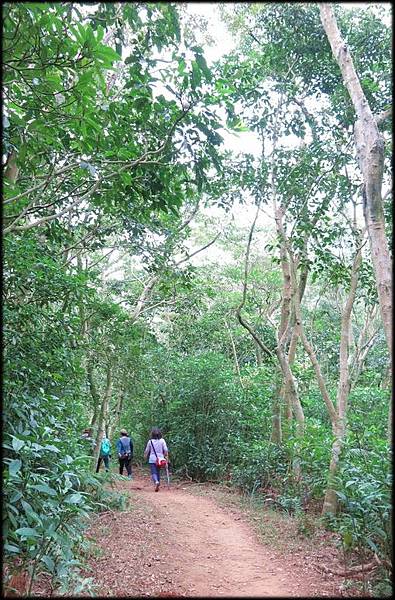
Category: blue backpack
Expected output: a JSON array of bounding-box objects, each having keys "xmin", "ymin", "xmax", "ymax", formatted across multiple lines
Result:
[
  {"xmin": 101, "ymin": 439, "xmax": 111, "ymax": 456},
  {"xmin": 119, "ymin": 437, "xmax": 131, "ymax": 458}
]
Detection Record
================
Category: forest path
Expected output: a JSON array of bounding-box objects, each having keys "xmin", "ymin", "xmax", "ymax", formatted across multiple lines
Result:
[{"xmin": 83, "ymin": 468, "xmax": 341, "ymax": 597}]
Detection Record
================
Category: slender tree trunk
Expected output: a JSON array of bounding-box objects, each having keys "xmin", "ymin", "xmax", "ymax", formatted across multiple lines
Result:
[
  {"xmin": 130, "ymin": 275, "xmax": 158, "ymax": 322},
  {"xmin": 274, "ymin": 206, "xmax": 305, "ymax": 451},
  {"xmin": 270, "ymin": 376, "xmax": 283, "ymax": 444},
  {"xmin": 320, "ymin": 5, "xmax": 392, "ymax": 438},
  {"xmin": 350, "ymin": 306, "xmax": 380, "ymax": 386},
  {"xmin": 88, "ymin": 359, "xmax": 100, "ymax": 429},
  {"xmin": 322, "ymin": 248, "xmax": 362, "ymax": 514},
  {"xmin": 224, "ymin": 319, "xmax": 244, "ymax": 388},
  {"xmin": 275, "ymin": 268, "xmax": 304, "ymax": 476},
  {"xmin": 4, "ymin": 151, "xmax": 20, "ymax": 183},
  {"xmin": 109, "ymin": 390, "xmax": 124, "ymax": 441},
  {"xmin": 282, "ymin": 266, "xmax": 308, "ymax": 427},
  {"xmin": 235, "ymin": 197, "xmax": 279, "ymax": 445},
  {"xmin": 289, "ymin": 251, "xmax": 339, "ymax": 510}
]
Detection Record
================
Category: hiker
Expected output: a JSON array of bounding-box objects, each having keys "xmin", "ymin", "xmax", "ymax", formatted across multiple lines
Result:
[
  {"xmin": 116, "ymin": 429, "xmax": 133, "ymax": 479},
  {"xmin": 96, "ymin": 433, "xmax": 111, "ymax": 473},
  {"xmin": 144, "ymin": 427, "xmax": 169, "ymax": 492}
]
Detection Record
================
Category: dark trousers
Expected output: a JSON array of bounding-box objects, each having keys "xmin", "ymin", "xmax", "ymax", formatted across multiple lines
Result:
[
  {"xmin": 119, "ymin": 456, "xmax": 132, "ymax": 476},
  {"xmin": 96, "ymin": 455, "xmax": 110, "ymax": 472}
]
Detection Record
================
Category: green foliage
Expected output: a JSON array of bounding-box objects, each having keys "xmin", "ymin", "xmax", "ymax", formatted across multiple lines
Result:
[
  {"xmin": 334, "ymin": 450, "xmax": 391, "ymax": 567},
  {"xmin": 155, "ymin": 351, "xmax": 246, "ymax": 480},
  {"xmin": 3, "ymin": 2, "xmax": 392, "ymax": 595},
  {"xmin": 231, "ymin": 442, "xmax": 291, "ymax": 494},
  {"xmin": 3, "ymin": 408, "xmax": 110, "ymax": 593}
]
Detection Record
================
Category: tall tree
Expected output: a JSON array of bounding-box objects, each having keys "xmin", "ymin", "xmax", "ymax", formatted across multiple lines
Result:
[{"xmin": 319, "ymin": 5, "xmax": 392, "ymax": 429}]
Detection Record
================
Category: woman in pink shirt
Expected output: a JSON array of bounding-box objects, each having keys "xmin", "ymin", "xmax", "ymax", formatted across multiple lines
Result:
[{"xmin": 144, "ymin": 427, "xmax": 169, "ymax": 491}]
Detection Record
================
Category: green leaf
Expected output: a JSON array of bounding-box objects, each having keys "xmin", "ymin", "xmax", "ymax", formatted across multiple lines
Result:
[
  {"xmin": 178, "ymin": 58, "xmax": 186, "ymax": 75},
  {"xmin": 97, "ymin": 44, "xmax": 122, "ymax": 63},
  {"xmin": 195, "ymin": 54, "xmax": 212, "ymax": 81},
  {"xmin": 9, "ymin": 459, "xmax": 22, "ymax": 477},
  {"xmin": 10, "ymin": 490, "xmax": 23, "ymax": 503},
  {"xmin": 41, "ymin": 555, "xmax": 55, "ymax": 572},
  {"xmin": 69, "ymin": 25, "xmax": 84, "ymax": 44},
  {"xmin": 191, "ymin": 61, "xmax": 201, "ymax": 89},
  {"xmin": 367, "ymin": 538, "xmax": 379, "ymax": 553},
  {"xmin": 15, "ymin": 527, "xmax": 40, "ymax": 538},
  {"xmin": 12, "ymin": 437, "xmax": 25, "ymax": 452},
  {"xmin": 232, "ymin": 120, "xmax": 250, "ymax": 132},
  {"xmin": 21, "ymin": 499, "xmax": 35, "ymax": 516},
  {"xmin": 207, "ymin": 145, "xmax": 222, "ymax": 173},
  {"xmin": 64, "ymin": 493, "xmax": 83, "ymax": 504},
  {"xmin": 342, "ymin": 531, "xmax": 353, "ymax": 547},
  {"xmin": 335, "ymin": 491, "xmax": 348, "ymax": 503},
  {"xmin": 4, "ymin": 543, "xmax": 20, "ymax": 554},
  {"xmin": 44, "ymin": 444, "xmax": 60, "ymax": 453},
  {"xmin": 31, "ymin": 484, "xmax": 57, "ymax": 496},
  {"xmin": 95, "ymin": 24, "xmax": 104, "ymax": 43}
]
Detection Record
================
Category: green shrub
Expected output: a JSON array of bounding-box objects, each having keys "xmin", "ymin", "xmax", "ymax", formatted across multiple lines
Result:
[
  {"xmin": 231, "ymin": 441, "xmax": 291, "ymax": 493},
  {"xmin": 335, "ymin": 445, "xmax": 392, "ymax": 568},
  {"xmin": 2, "ymin": 389, "xmax": 116, "ymax": 595},
  {"xmin": 150, "ymin": 351, "xmax": 248, "ymax": 480}
]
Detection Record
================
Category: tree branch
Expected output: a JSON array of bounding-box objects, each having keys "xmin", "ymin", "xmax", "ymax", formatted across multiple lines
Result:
[
  {"xmin": 4, "ymin": 180, "xmax": 100, "ymax": 234},
  {"xmin": 375, "ymin": 107, "xmax": 392, "ymax": 125},
  {"xmin": 175, "ymin": 232, "xmax": 221, "ymax": 267}
]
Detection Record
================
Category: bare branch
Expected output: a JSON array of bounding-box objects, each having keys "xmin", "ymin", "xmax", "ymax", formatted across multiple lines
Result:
[
  {"xmin": 375, "ymin": 107, "xmax": 392, "ymax": 125},
  {"xmin": 4, "ymin": 180, "xmax": 100, "ymax": 234},
  {"xmin": 236, "ymin": 202, "xmax": 274, "ymax": 359},
  {"xmin": 175, "ymin": 232, "xmax": 221, "ymax": 267},
  {"xmin": 3, "ymin": 163, "xmax": 77, "ymax": 205}
]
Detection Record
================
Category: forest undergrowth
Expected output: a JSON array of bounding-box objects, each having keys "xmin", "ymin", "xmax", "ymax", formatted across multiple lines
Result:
[{"xmin": 3, "ymin": 2, "xmax": 392, "ymax": 597}]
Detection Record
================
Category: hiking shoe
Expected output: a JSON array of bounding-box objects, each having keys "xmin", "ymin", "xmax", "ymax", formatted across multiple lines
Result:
[{"xmin": 155, "ymin": 482, "xmax": 160, "ymax": 492}]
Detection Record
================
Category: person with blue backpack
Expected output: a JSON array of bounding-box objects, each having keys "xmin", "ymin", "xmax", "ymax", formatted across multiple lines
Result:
[
  {"xmin": 96, "ymin": 434, "xmax": 112, "ymax": 473},
  {"xmin": 116, "ymin": 429, "xmax": 133, "ymax": 478}
]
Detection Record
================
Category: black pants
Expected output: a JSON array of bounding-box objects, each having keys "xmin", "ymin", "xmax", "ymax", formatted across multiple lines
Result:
[
  {"xmin": 119, "ymin": 456, "xmax": 132, "ymax": 476},
  {"xmin": 96, "ymin": 455, "xmax": 109, "ymax": 473}
]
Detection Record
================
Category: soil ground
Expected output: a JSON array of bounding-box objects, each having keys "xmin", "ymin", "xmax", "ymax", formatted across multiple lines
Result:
[{"xmin": 79, "ymin": 466, "xmax": 370, "ymax": 597}]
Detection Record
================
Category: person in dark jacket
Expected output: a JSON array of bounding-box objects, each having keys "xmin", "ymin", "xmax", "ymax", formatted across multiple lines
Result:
[{"xmin": 116, "ymin": 429, "xmax": 133, "ymax": 478}]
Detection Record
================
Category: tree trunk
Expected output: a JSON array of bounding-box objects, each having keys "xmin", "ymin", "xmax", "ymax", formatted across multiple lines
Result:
[
  {"xmin": 274, "ymin": 206, "xmax": 305, "ymax": 453},
  {"xmin": 320, "ymin": 4, "xmax": 392, "ymax": 437},
  {"xmin": 321, "ymin": 420, "xmax": 345, "ymax": 515},
  {"xmin": 88, "ymin": 359, "xmax": 100, "ymax": 429},
  {"xmin": 282, "ymin": 265, "xmax": 308, "ymax": 428},
  {"xmin": 224, "ymin": 319, "xmax": 244, "ymax": 387},
  {"xmin": 322, "ymin": 248, "xmax": 362, "ymax": 514},
  {"xmin": 235, "ymin": 197, "xmax": 279, "ymax": 445},
  {"xmin": 350, "ymin": 306, "xmax": 380, "ymax": 386},
  {"xmin": 4, "ymin": 151, "xmax": 20, "ymax": 183},
  {"xmin": 270, "ymin": 379, "xmax": 283, "ymax": 444},
  {"xmin": 109, "ymin": 390, "xmax": 124, "ymax": 441},
  {"xmin": 130, "ymin": 275, "xmax": 158, "ymax": 322}
]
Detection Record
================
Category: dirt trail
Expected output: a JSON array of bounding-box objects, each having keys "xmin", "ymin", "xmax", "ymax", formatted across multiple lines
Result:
[
  {"xmin": 84, "ymin": 469, "xmax": 342, "ymax": 597},
  {"xmin": 138, "ymin": 480, "xmax": 294, "ymax": 597}
]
